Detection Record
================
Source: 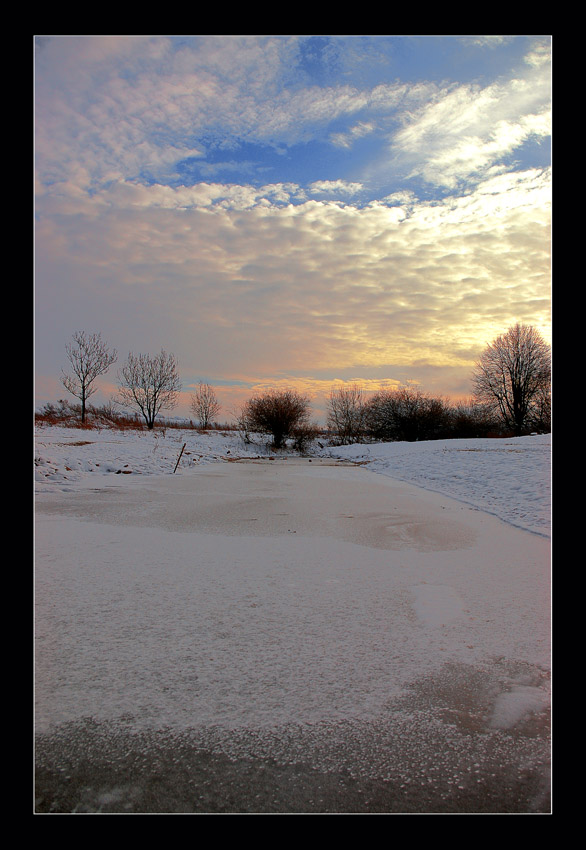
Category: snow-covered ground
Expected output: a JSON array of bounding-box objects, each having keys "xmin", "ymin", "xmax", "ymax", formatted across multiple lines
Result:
[
  {"xmin": 34, "ymin": 426, "xmax": 550, "ymax": 538},
  {"xmin": 34, "ymin": 425, "xmax": 551, "ymax": 812}
]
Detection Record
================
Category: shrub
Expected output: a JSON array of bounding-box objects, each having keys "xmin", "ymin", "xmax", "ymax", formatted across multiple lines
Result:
[
  {"xmin": 291, "ymin": 422, "xmax": 321, "ymax": 453},
  {"xmin": 447, "ymin": 400, "xmax": 501, "ymax": 439},
  {"xmin": 365, "ymin": 387, "xmax": 451, "ymax": 442},
  {"xmin": 239, "ymin": 389, "xmax": 313, "ymax": 449}
]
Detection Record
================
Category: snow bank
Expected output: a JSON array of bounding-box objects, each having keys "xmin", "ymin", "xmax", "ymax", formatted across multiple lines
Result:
[{"xmin": 34, "ymin": 427, "xmax": 273, "ymax": 487}]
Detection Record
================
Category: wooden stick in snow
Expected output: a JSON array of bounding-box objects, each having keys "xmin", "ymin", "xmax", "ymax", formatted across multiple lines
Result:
[{"xmin": 173, "ymin": 443, "xmax": 187, "ymax": 473}]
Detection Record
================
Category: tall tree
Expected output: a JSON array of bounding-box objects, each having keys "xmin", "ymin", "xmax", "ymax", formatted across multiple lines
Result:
[
  {"xmin": 61, "ymin": 331, "xmax": 117, "ymax": 423},
  {"xmin": 472, "ymin": 323, "xmax": 551, "ymax": 435},
  {"xmin": 117, "ymin": 350, "xmax": 181, "ymax": 429}
]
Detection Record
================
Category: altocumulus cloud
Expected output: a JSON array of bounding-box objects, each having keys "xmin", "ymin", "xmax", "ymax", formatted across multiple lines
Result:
[{"xmin": 35, "ymin": 36, "xmax": 551, "ymax": 417}]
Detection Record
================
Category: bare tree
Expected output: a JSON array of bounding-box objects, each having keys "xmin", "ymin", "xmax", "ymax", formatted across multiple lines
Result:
[
  {"xmin": 239, "ymin": 389, "xmax": 312, "ymax": 449},
  {"xmin": 117, "ymin": 350, "xmax": 181, "ymax": 430},
  {"xmin": 364, "ymin": 386, "xmax": 451, "ymax": 442},
  {"xmin": 190, "ymin": 381, "xmax": 221, "ymax": 429},
  {"xmin": 327, "ymin": 384, "xmax": 366, "ymax": 444},
  {"xmin": 472, "ymin": 323, "xmax": 551, "ymax": 436},
  {"xmin": 61, "ymin": 331, "xmax": 117, "ymax": 423},
  {"xmin": 448, "ymin": 398, "xmax": 500, "ymax": 438}
]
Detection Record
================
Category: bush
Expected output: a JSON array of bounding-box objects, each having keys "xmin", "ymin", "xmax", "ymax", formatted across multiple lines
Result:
[
  {"xmin": 238, "ymin": 389, "xmax": 314, "ymax": 449},
  {"xmin": 291, "ymin": 422, "xmax": 322, "ymax": 453},
  {"xmin": 363, "ymin": 388, "xmax": 511, "ymax": 442},
  {"xmin": 364, "ymin": 387, "xmax": 445, "ymax": 442},
  {"xmin": 447, "ymin": 400, "xmax": 501, "ymax": 439},
  {"xmin": 35, "ymin": 399, "xmax": 79, "ymax": 427},
  {"xmin": 35, "ymin": 399, "xmax": 147, "ymax": 431}
]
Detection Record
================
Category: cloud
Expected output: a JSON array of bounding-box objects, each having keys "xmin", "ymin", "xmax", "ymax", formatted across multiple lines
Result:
[
  {"xmin": 458, "ymin": 36, "xmax": 515, "ymax": 49},
  {"xmin": 36, "ymin": 167, "xmax": 551, "ymax": 389},
  {"xmin": 308, "ymin": 180, "xmax": 364, "ymax": 196},
  {"xmin": 387, "ymin": 54, "xmax": 551, "ymax": 189},
  {"xmin": 330, "ymin": 121, "xmax": 375, "ymax": 148},
  {"xmin": 34, "ymin": 37, "xmax": 434, "ymax": 195},
  {"xmin": 35, "ymin": 36, "xmax": 551, "ymax": 416},
  {"xmin": 36, "ymin": 36, "xmax": 385, "ymax": 191}
]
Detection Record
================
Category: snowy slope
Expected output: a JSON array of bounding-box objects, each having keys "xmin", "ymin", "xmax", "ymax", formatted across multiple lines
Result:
[{"xmin": 319, "ymin": 435, "xmax": 551, "ymax": 538}]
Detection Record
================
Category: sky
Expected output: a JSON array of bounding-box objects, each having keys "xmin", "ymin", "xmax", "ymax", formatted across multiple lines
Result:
[{"xmin": 34, "ymin": 35, "xmax": 552, "ymax": 423}]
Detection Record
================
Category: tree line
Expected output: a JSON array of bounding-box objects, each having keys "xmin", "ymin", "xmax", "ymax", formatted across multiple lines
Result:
[
  {"xmin": 54, "ymin": 333, "xmax": 219, "ymax": 431},
  {"xmin": 49, "ymin": 323, "xmax": 551, "ymax": 443},
  {"xmin": 328, "ymin": 323, "xmax": 551, "ymax": 442}
]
